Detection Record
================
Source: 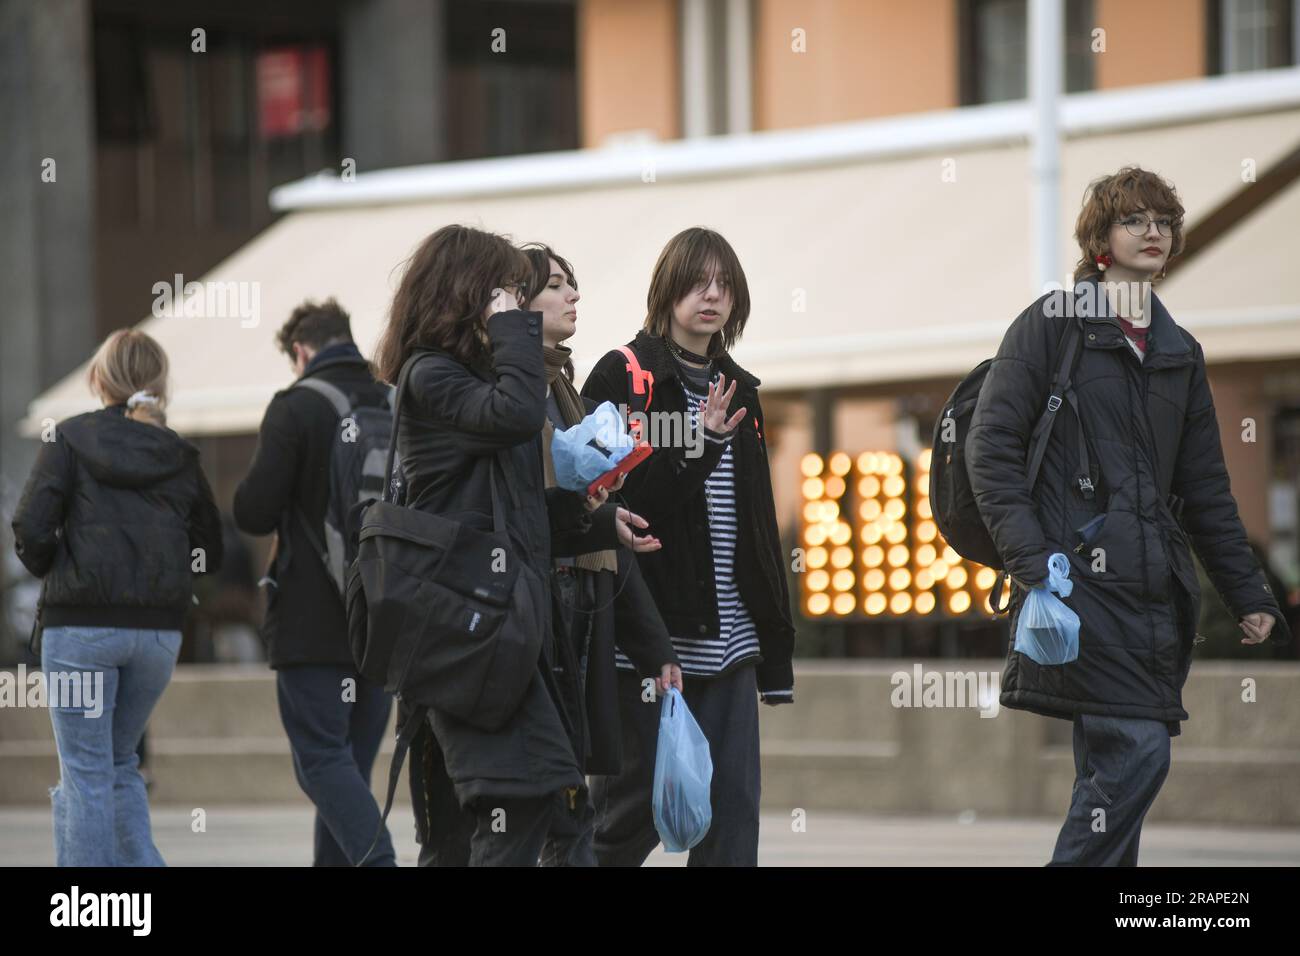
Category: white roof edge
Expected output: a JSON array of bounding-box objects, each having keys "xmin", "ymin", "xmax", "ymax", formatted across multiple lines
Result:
[{"xmin": 272, "ymin": 67, "xmax": 1300, "ymax": 211}]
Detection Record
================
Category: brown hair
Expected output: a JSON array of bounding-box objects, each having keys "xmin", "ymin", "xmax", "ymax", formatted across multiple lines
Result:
[
  {"xmin": 276, "ymin": 298, "xmax": 353, "ymax": 358},
  {"xmin": 87, "ymin": 329, "xmax": 170, "ymax": 427},
  {"xmin": 374, "ymin": 225, "xmax": 531, "ymax": 383},
  {"xmin": 520, "ymin": 242, "xmax": 577, "ymax": 381},
  {"xmin": 643, "ymin": 227, "xmax": 751, "ymax": 357},
  {"xmin": 1073, "ymin": 166, "xmax": 1185, "ymax": 283}
]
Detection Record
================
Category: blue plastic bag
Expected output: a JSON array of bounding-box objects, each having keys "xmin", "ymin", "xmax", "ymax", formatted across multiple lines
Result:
[
  {"xmin": 652, "ymin": 688, "xmax": 714, "ymax": 853},
  {"xmin": 1014, "ymin": 553, "xmax": 1080, "ymax": 666},
  {"xmin": 550, "ymin": 400, "xmax": 636, "ymax": 493}
]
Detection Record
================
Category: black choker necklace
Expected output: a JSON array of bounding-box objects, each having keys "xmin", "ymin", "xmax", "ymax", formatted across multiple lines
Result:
[{"xmin": 665, "ymin": 336, "xmax": 712, "ymax": 366}]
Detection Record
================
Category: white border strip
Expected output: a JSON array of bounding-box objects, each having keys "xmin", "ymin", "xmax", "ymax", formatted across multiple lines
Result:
[{"xmin": 272, "ymin": 67, "xmax": 1300, "ymax": 211}]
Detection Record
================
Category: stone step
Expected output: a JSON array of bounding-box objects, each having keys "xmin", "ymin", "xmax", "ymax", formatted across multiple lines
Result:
[{"xmin": 3, "ymin": 661, "xmax": 1299, "ymax": 825}]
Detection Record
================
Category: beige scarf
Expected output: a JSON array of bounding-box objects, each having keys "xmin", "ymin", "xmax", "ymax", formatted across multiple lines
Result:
[{"xmin": 543, "ymin": 345, "xmax": 618, "ymax": 573}]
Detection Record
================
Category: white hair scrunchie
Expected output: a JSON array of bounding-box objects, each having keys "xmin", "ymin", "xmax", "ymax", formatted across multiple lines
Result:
[{"xmin": 127, "ymin": 390, "xmax": 160, "ymax": 409}]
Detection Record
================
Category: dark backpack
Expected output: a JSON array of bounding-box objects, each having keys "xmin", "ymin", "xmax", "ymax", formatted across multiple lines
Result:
[
  {"xmin": 290, "ymin": 375, "xmax": 395, "ymax": 596},
  {"xmin": 930, "ymin": 313, "xmax": 1090, "ymax": 612}
]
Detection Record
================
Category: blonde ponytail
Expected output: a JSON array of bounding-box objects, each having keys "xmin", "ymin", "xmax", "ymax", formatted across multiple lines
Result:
[{"xmin": 87, "ymin": 330, "xmax": 170, "ymax": 428}]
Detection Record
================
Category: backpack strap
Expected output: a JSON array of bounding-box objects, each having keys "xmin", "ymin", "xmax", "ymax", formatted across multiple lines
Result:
[
  {"xmin": 993, "ymin": 316, "xmax": 1090, "ymax": 616},
  {"xmin": 616, "ymin": 345, "xmax": 654, "ymax": 441},
  {"xmin": 292, "ymin": 376, "xmax": 352, "ymax": 419},
  {"xmin": 356, "ymin": 701, "xmax": 427, "ymax": 866},
  {"xmin": 1025, "ymin": 316, "xmax": 1090, "ymax": 497}
]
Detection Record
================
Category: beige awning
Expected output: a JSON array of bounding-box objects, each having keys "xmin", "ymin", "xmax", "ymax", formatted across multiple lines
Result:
[{"xmin": 20, "ymin": 74, "xmax": 1300, "ymax": 437}]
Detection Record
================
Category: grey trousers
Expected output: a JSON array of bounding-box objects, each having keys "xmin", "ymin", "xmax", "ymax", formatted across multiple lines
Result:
[
  {"xmin": 591, "ymin": 663, "xmax": 761, "ymax": 867},
  {"xmin": 1049, "ymin": 712, "xmax": 1172, "ymax": 866}
]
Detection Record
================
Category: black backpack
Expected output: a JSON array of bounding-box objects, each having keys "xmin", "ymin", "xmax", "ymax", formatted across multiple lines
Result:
[
  {"xmin": 291, "ymin": 375, "xmax": 395, "ymax": 597},
  {"xmin": 930, "ymin": 313, "xmax": 1090, "ymax": 612}
]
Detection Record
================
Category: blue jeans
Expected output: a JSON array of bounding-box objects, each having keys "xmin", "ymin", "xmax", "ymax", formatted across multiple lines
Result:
[
  {"xmin": 1049, "ymin": 713, "xmax": 1172, "ymax": 866},
  {"xmin": 42, "ymin": 625, "xmax": 180, "ymax": 867},
  {"xmin": 275, "ymin": 664, "xmax": 396, "ymax": 866}
]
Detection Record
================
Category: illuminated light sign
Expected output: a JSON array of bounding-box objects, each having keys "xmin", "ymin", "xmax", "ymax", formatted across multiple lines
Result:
[{"xmin": 798, "ymin": 447, "xmax": 1001, "ymax": 620}]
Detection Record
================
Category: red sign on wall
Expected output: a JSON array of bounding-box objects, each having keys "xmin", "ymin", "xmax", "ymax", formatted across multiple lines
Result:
[{"xmin": 257, "ymin": 46, "xmax": 331, "ymax": 138}]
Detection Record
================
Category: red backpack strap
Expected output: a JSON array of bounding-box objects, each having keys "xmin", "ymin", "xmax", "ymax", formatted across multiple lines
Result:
[{"xmin": 616, "ymin": 345, "xmax": 654, "ymax": 440}]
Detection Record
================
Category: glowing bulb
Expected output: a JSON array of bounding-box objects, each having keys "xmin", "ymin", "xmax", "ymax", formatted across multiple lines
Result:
[{"xmin": 800, "ymin": 454, "xmax": 824, "ymax": 478}]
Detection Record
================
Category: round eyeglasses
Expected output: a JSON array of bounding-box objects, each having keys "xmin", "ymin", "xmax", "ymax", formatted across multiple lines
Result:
[{"xmin": 1114, "ymin": 214, "xmax": 1176, "ymax": 238}]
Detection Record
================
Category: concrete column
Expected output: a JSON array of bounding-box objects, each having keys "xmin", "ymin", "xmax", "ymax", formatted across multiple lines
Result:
[
  {"xmin": 340, "ymin": 0, "xmax": 444, "ymax": 172},
  {"xmin": 0, "ymin": 0, "xmax": 97, "ymax": 662}
]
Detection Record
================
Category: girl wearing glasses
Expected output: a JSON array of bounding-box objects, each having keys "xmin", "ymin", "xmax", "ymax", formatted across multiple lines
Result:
[{"xmin": 965, "ymin": 166, "xmax": 1291, "ymax": 864}]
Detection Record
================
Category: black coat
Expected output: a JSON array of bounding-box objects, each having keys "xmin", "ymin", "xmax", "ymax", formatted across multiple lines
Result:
[
  {"xmin": 233, "ymin": 346, "xmax": 391, "ymax": 667},
  {"xmin": 967, "ymin": 280, "xmax": 1293, "ymax": 732},
  {"xmin": 397, "ymin": 309, "xmax": 614, "ymax": 815},
  {"xmin": 549, "ymin": 395, "xmax": 680, "ymax": 777},
  {"xmin": 581, "ymin": 331, "xmax": 796, "ymax": 694},
  {"xmin": 12, "ymin": 405, "xmax": 223, "ymax": 637}
]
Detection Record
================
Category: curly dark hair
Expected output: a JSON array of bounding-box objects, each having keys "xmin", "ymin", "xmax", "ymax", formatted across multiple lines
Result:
[
  {"xmin": 1073, "ymin": 166, "xmax": 1186, "ymax": 284},
  {"xmin": 275, "ymin": 298, "xmax": 353, "ymax": 358},
  {"xmin": 374, "ymin": 225, "xmax": 531, "ymax": 383}
]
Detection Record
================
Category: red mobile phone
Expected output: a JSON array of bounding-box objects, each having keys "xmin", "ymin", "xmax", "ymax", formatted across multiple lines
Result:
[{"xmin": 586, "ymin": 442, "xmax": 653, "ymax": 497}]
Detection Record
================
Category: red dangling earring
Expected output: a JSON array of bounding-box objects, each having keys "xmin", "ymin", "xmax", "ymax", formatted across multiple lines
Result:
[{"xmin": 1095, "ymin": 253, "xmax": 1113, "ymax": 272}]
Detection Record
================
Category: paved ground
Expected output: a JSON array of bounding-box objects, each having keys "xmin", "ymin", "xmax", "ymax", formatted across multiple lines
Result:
[{"xmin": 4, "ymin": 806, "xmax": 1299, "ymax": 866}]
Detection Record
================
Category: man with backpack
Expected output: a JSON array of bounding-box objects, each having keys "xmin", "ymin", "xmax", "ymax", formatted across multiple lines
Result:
[{"xmin": 234, "ymin": 298, "xmax": 397, "ymax": 866}]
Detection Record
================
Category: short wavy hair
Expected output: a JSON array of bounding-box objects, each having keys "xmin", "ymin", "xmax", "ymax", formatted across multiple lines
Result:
[{"xmin": 1073, "ymin": 166, "xmax": 1186, "ymax": 283}]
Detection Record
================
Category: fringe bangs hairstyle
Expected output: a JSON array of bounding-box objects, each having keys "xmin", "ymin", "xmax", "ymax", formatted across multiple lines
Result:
[
  {"xmin": 643, "ymin": 227, "xmax": 751, "ymax": 358},
  {"xmin": 1074, "ymin": 166, "xmax": 1186, "ymax": 284}
]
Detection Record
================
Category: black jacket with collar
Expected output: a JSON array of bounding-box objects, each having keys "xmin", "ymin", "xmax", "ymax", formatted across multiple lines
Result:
[
  {"xmin": 233, "ymin": 343, "xmax": 390, "ymax": 668},
  {"xmin": 580, "ymin": 330, "xmax": 796, "ymax": 694},
  {"xmin": 967, "ymin": 280, "xmax": 1292, "ymax": 733}
]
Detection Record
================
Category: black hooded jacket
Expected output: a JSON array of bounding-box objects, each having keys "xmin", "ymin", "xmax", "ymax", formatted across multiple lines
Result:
[
  {"xmin": 12, "ymin": 405, "xmax": 224, "ymax": 636},
  {"xmin": 967, "ymin": 280, "xmax": 1292, "ymax": 733}
]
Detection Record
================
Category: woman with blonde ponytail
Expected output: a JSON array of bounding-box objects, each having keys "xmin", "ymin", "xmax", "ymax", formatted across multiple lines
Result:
[
  {"xmin": 12, "ymin": 328, "xmax": 224, "ymax": 866},
  {"xmin": 87, "ymin": 329, "xmax": 170, "ymax": 427}
]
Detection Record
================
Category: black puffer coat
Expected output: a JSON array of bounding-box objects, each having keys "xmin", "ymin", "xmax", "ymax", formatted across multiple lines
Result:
[
  {"xmin": 12, "ymin": 405, "xmax": 223, "ymax": 638},
  {"xmin": 395, "ymin": 309, "xmax": 616, "ymax": 815},
  {"xmin": 967, "ymin": 280, "xmax": 1292, "ymax": 733}
]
